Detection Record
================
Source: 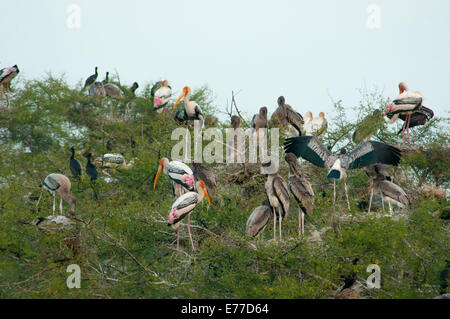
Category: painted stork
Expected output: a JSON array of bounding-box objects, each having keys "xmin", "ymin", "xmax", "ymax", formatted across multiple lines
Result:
[
  {"xmin": 168, "ymin": 180, "xmax": 211, "ymax": 251},
  {"xmin": 262, "ymin": 161, "xmax": 290, "ymax": 242},
  {"xmin": 364, "ymin": 163, "xmax": 391, "ymax": 213},
  {"xmin": 154, "ymin": 157, "xmax": 195, "ymax": 197},
  {"xmin": 69, "ymin": 146, "xmax": 82, "ymax": 180},
  {"xmin": 173, "ymin": 86, "xmax": 204, "ymax": 127},
  {"xmin": 0, "ymin": 64, "xmax": 19, "ymax": 99},
  {"xmin": 385, "ymin": 82, "xmax": 424, "ymax": 144},
  {"xmin": 102, "ymin": 72, "xmax": 109, "ymax": 84},
  {"xmin": 271, "ymin": 96, "xmax": 303, "ymax": 136},
  {"xmin": 352, "ymin": 109, "xmax": 383, "ymax": 144},
  {"xmin": 153, "ymin": 80, "xmax": 172, "ymax": 113},
  {"xmin": 130, "ymin": 82, "xmax": 139, "ymax": 95},
  {"xmin": 387, "ymin": 106, "xmax": 434, "ymax": 136},
  {"xmin": 285, "ymin": 153, "xmax": 315, "ymax": 237},
  {"xmin": 36, "ymin": 174, "xmax": 76, "ymax": 216},
  {"xmin": 284, "ymin": 136, "xmax": 401, "ymax": 209},
  {"xmin": 372, "ymin": 172, "xmax": 408, "ymax": 214},
  {"xmin": 251, "ymin": 106, "xmax": 268, "ymax": 143},
  {"xmin": 304, "ymin": 112, "xmax": 328, "ymax": 138},
  {"xmin": 192, "ymin": 163, "xmax": 217, "ymax": 201},
  {"xmin": 246, "ymin": 200, "xmax": 273, "ymax": 237},
  {"xmin": 103, "ymin": 83, "xmax": 124, "ymax": 99},
  {"xmin": 83, "ymin": 66, "xmax": 98, "ymax": 90}
]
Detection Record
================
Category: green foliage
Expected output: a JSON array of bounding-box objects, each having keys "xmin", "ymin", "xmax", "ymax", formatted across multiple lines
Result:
[{"xmin": 0, "ymin": 76, "xmax": 448, "ymax": 299}]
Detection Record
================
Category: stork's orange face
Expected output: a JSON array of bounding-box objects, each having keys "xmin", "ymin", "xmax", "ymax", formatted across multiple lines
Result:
[{"xmin": 173, "ymin": 86, "xmax": 190, "ymax": 110}]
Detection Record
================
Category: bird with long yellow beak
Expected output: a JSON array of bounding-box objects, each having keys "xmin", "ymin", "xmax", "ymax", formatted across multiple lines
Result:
[
  {"xmin": 153, "ymin": 157, "xmax": 194, "ymax": 197},
  {"xmin": 168, "ymin": 180, "xmax": 211, "ymax": 251},
  {"xmin": 173, "ymin": 86, "xmax": 204, "ymax": 128}
]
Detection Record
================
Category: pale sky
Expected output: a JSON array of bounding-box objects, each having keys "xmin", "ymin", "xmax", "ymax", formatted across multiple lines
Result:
[{"xmin": 2, "ymin": 0, "xmax": 449, "ymax": 121}]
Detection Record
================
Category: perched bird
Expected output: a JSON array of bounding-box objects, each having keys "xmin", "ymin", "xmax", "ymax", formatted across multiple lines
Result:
[
  {"xmin": 36, "ymin": 174, "xmax": 76, "ymax": 215},
  {"xmin": 106, "ymin": 139, "xmax": 113, "ymax": 152},
  {"xmin": 151, "ymin": 80, "xmax": 171, "ymax": 97},
  {"xmin": 204, "ymin": 115, "xmax": 218, "ymax": 128},
  {"xmin": 130, "ymin": 82, "xmax": 139, "ymax": 95},
  {"xmin": 130, "ymin": 136, "xmax": 136, "ymax": 149},
  {"xmin": 304, "ymin": 112, "xmax": 328, "ymax": 138},
  {"xmin": 154, "ymin": 158, "xmax": 195, "ymax": 197},
  {"xmin": 88, "ymin": 82, "xmax": 106, "ymax": 98},
  {"xmin": 102, "ymin": 72, "xmax": 109, "ymax": 84},
  {"xmin": 352, "ymin": 109, "xmax": 384, "ymax": 144},
  {"xmin": 85, "ymin": 152, "xmax": 98, "ymax": 182},
  {"xmin": 231, "ymin": 115, "xmax": 241, "ymax": 130},
  {"xmin": 83, "ymin": 66, "xmax": 98, "ymax": 90},
  {"xmin": 271, "ymin": 96, "xmax": 303, "ymax": 136},
  {"xmin": 173, "ymin": 86, "xmax": 204, "ymax": 127},
  {"xmin": 251, "ymin": 106, "xmax": 268, "ymax": 131},
  {"xmin": 387, "ymin": 106, "xmax": 434, "ymax": 135},
  {"xmin": 364, "ymin": 163, "xmax": 391, "ymax": 213},
  {"xmin": 0, "ymin": 64, "xmax": 19, "ymax": 99},
  {"xmin": 246, "ymin": 200, "xmax": 273, "ymax": 237},
  {"xmin": 385, "ymin": 82, "xmax": 424, "ymax": 144},
  {"xmin": 372, "ymin": 173, "xmax": 408, "ymax": 213},
  {"xmin": 69, "ymin": 146, "xmax": 82, "ymax": 180},
  {"xmin": 168, "ymin": 180, "xmax": 211, "ymax": 251},
  {"xmin": 262, "ymin": 160, "xmax": 290, "ymax": 241},
  {"xmin": 284, "ymin": 136, "xmax": 401, "ymax": 209},
  {"xmin": 103, "ymin": 83, "xmax": 124, "ymax": 99},
  {"xmin": 285, "ymin": 153, "xmax": 315, "ymax": 237},
  {"xmin": 153, "ymin": 80, "xmax": 172, "ymax": 113},
  {"xmin": 192, "ymin": 163, "xmax": 217, "ymax": 200}
]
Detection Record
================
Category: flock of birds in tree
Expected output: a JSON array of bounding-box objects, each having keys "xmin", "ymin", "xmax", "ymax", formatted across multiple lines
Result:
[{"xmin": 0, "ymin": 64, "xmax": 437, "ymax": 251}]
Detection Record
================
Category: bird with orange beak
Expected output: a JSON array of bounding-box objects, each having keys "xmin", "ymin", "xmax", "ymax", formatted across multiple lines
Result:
[
  {"xmin": 154, "ymin": 157, "xmax": 195, "ymax": 197},
  {"xmin": 168, "ymin": 180, "xmax": 211, "ymax": 251},
  {"xmin": 173, "ymin": 86, "xmax": 204, "ymax": 127},
  {"xmin": 385, "ymin": 82, "xmax": 424, "ymax": 144}
]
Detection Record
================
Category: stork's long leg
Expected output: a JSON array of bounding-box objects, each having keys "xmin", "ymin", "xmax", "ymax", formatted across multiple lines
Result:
[
  {"xmin": 333, "ymin": 180, "xmax": 336, "ymax": 206},
  {"xmin": 406, "ymin": 113, "xmax": 412, "ymax": 144},
  {"xmin": 60, "ymin": 195, "xmax": 63, "ymax": 215},
  {"xmin": 298, "ymin": 207, "xmax": 301, "ymax": 237},
  {"xmin": 344, "ymin": 179, "xmax": 350, "ymax": 210},
  {"xmin": 401, "ymin": 116, "xmax": 407, "ymax": 144},
  {"xmin": 380, "ymin": 190, "xmax": 385, "ymax": 212},
  {"xmin": 273, "ymin": 207, "xmax": 276, "ymax": 242},
  {"xmin": 278, "ymin": 208, "xmax": 283, "ymax": 242},
  {"xmin": 187, "ymin": 213, "xmax": 195, "ymax": 251},
  {"xmin": 368, "ymin": 187, "xmax": 374, "ymax": 213},
  {"xmin": 301, "ymin": 210, "xmax": 305, "ymax": 237},
  {"xmin": 36, "ymin": 186, "xmax": 44, "ymax": 212},
  {"xmin": 52, "ymin": 192, "xmax": 56, "ymax": 213}
]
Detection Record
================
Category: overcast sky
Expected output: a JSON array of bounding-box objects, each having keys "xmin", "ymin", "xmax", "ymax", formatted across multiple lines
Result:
[{"xmin": 2, "ymin": 0, "xmax": 449, "ymax": 121}]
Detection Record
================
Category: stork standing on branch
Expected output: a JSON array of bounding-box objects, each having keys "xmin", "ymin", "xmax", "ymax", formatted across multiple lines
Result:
[
  {"xmin": 0, "ymin": 65, "xmax": 19, "ymax": 104},
  {"xmin": 173, "ymin": 86, "xmax": 204, "ymax": 128},
  {"xmin": 168, "ymin": 180, "xmax": 211, "ymax": 251},
  {"xmin": 271, "ymin": 96, "xmax": 303, "ymax": 136},
  {"xmin": 36, "ymin": 174, "xmax": 76, "ymax": 216},
  {"xmin": 284, "ymin": 136, "xmax": 401, "ymax": 210},
  {"xmin": 385, "ymin": 82, "xmax": 424, "ymax": 145},
  {"xmin": 262, "ymin": 160, "xmax": 290, "ymax": 242},
  {"xmin": 83, "ymin": 66, "xmax": 98, "ymax": 90}
]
